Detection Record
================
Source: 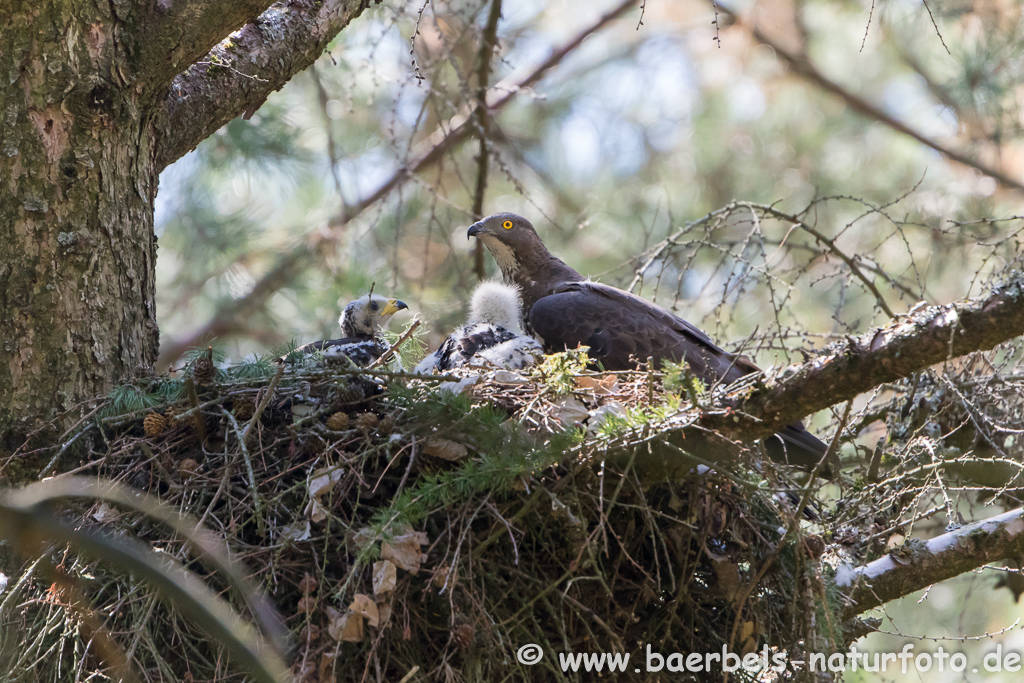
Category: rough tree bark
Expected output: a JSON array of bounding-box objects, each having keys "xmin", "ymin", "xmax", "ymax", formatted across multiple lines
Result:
[{"xmin": 0, "ymin": 0, "xmax": 370, "ymax": 446}]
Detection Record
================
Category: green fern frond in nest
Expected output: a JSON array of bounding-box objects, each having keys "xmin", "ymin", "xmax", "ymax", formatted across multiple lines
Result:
[
  {"xmin": 661, "ymin": 358, "xmax": 704, "ymax": 398},
  {"xmin": 534, "ymin": 346, "xmax": 591, "ymax": 394}
]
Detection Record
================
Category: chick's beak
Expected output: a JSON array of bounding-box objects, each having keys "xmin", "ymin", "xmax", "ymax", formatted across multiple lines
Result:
[
  {"xmin": 467, "ymin": 222, "xmax": 488, "ymax": 239},
  {"xmin": 381, "ymin": 299, "xmax": 409, "ymax": 317}
]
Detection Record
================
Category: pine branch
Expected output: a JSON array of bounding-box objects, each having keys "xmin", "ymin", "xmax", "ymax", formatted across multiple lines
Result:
[
  {"xmin": 133, "ymin": 0, "xmax": 275, "ymax": 94},
  {"xmin": 836, "ymin": 507, "xmax": 1024, "ymax": 618},
  {"xmin": 157, "ymin": 0, "xmax": 641, "ymax": 366},
  {"xmin": 153, "ymin": 0, "xmax": 370, "ymax": 171},
  {"xmin": 471, "ymin": 0, "xmax": 504, "ymax": 281},
  {"xmin": 716, "ymin": 2, "xmax": 1024, "ymax": 194}
]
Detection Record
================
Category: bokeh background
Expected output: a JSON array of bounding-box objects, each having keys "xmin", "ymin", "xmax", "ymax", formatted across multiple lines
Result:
[{"xmin": 154, "ymin": 0, "xmax": 1024, "ymax": 678}]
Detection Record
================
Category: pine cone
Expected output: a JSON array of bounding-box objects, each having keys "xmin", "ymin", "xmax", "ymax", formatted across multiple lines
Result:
[
  {"xmin": 178, "ymin": 458, "xmax": 200, "ymax": 480},
  {"xmin": 377, "ymin": 414, "xmax": 396, "ymax": 433},
  {"xmin": 143, "ymin": 411, "xmax": 167, "ymax": 437},
  {"xmin": 355, "ymin": 412, "xmax": 379, "ymax": 432},
  {"xmin": 326, "ymin": 412, "xmax": 350, "ymax": 431},
  {"xmin": 452, "ymin": 623, "xmax": 475, "ymax": 649},
  {"xmin": 233, "ymin": 398, "xmax": 255, "ymax": 421},
  {"xmin": 192, "ymin": 347, "xmax": 216, "ymax": 384},
  {"xmin": 335, "ymin": 382, "xmax": 365, "ymax": 405}
]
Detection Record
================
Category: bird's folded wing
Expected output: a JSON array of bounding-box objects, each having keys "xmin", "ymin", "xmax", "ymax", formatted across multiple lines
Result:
[{"xmin": 535, "ymin": 281, "xmax": 758, "ymax": 381}]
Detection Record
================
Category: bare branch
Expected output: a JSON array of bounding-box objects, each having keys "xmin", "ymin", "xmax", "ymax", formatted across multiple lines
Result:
[
  {"xmin": 616, "ymin": 271, "xmax": 1024, "ymax": 480},
  {"xmin": 154, "ymin": 0, "xmax": 370, "ymax": 172},
  {"xmin": 471, "ymin": 0, "xmax": 504, "ymax": 281},
  {"xmin": 837, "ymin": 507, "xmax": 1024, "ymax": 618},
  {"xmin": 705, "ymin": 270, "xmax": 1024, "ymax": 443},
  {"xmin": 717, "ymin": 2, "xmax": 1024, "ymax": 194},
  {"xmin": 157, "ymin": 0, "xmax": 641, "ymax": 366},
  {"xmin": 132, "ymin": 0, "xmax": 275, "ymax": 93}
]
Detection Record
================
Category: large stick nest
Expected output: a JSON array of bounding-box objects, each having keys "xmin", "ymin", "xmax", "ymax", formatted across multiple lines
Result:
[{"xmin": 1, "ymin": 351, "xmax": 846, "ymax": 683}]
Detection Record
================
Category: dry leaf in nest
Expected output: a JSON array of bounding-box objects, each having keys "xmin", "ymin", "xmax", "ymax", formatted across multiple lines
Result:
[
  {"xmin": 437, "ymin": 375, "xmax": 480, "ymax": 395},
  {"xmin": 318, "ymin": 652, "xmax": 338, "ymax": 682},
  {"xmin": 304, "ymin": 466, "xmax": 344, "ymax": 522},
  {"xmin": 575, "ymin": 374, "xmax": 618, "ymax": 395},
  {"xmin": 349, "ymin": 594, "xmax": 379, "ymax": 628},
  {"xmin": 708, "ymin": 552, "xmax": 742, "ymax": 601},
  {"xmin": 349, "ymin": 527, "xmax": 376, "ymax": 553},
  {"xmin": 738, "ymin": 619, "xmax": 761, "ymax": 656},
  {"xmin": 491, "ymin": 370, "xmax": 529, "ymax": 385},
  {"xmin": 551, "ymin": 397, "xmax": 589, "ymax": 427},
  {"xmin": 381, "ymin": 531, "xmax": 429, "ymax": 574},
  {"xmin": 587, "ymin": 401, "xmax": 627, "ymax": 433},
  {"xmin": 373, "ymin": 560, "xmax": 397, "ymax": 596},
  {"xmin": 300, "ymin": 623, "xmax": 321, "ymax": 644},
  {"xmin": 325, "ymin": 606, "xmax": 343, "ymax": 641},
  {"xmin": 291, "ymin": 403, "xmax": 316, "ymax": 423},
  {"xmin": 295, "ymin": 595, "xmax": 316, "ymax": 615},
  {"xmin": 143, "ymin": 411, "xmax": 167, "ymax": 437},
  {"xmin": 282, "ymin": 520, "xmax": 311, "ymax": 542},
  {"xmin": 326, "ymin": 607, "xmax": 364, "ymax": 642},
  {"xmin": 340, "ymin": 613, "xmax": 363, "ymax": 642},
  {"xmin": 376, "ymin": 600, "xmax": 392, "ymax": 627},
  {"xmin": 92, "ymin": 502, "xmax": 119, "ymax": 523},
  {"xmin": 177, "ymin": 458, "xmax": 200, "ymax": 480},
  {"xmin": 423, "ymin": 437, "xmax": 468, "ymax": 461},
  {"xmin": 325, "ymin": 411, "xmax": 349, "ymax": 431}
]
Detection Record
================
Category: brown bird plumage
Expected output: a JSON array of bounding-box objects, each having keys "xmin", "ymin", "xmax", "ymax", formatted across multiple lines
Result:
[{"xmin": 468, "ymin": 212, "xmax": 832, "ymax": 474}]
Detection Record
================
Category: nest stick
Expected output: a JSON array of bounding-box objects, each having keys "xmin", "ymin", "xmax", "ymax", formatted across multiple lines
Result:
[
  {"xmin": 242, "ymin": 363, "xmax": 284, "ymax": 441},
  {"xmin": 184, "ymin": 377, "xmax": 207, "ymax": 445},
  {"xmin": 198, "ymin": 365, "xmax": 283, "ymax": 529},
  {"xmin": 368, "ymin": 318, "xmax": 422, "ymax": 370},
  {"xmin": 222, "ymin": 408, "xmax": 266, "ymax": 536}
]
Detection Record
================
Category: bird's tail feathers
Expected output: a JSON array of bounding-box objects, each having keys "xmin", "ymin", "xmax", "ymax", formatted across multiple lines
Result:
[{"xmin": 764, "ymin": 424, "xmax": 836, "ymax": 479}]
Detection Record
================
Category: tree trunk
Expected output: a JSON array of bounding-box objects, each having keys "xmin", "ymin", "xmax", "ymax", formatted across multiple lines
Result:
[
  {"xmin": 1, "ymin": 3, "xmax": 159, "ymax": 443},
  {"xmin": 0, "ymin": 0, "xmax": 369, "ymax": 446}
]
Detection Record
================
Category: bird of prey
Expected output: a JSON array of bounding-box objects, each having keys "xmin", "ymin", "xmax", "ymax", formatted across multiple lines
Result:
[
  {"xmin": 291, "ymin": 294, "xmax": 409, "ymax": 367},
  {"xmin": 415, "ymin": 281, "xmax": 542, "ymax": 374},
  {"xmin": 468, "ymin": 212, "xmax": 831, "ymax": 473}
]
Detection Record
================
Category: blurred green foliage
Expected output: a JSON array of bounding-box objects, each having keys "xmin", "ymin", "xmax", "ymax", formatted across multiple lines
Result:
[{"xmin": 156, "ymin": 0, "xmax": 1024, "ymax": 367}]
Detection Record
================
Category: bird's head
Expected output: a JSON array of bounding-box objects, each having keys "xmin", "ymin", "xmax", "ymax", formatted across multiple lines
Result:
[
  {"xmin": 339, "ymin": 294, "xmax": 409, "ymax": 337},
  {"xmin": 467, "ymin": 281, "xmax": 524, "ymax": 334},
  {"xmin": 467, "ymin": 213, "xmax": 548, "ymax": 277}
]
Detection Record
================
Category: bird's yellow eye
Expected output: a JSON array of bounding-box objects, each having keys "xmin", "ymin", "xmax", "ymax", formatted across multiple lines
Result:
[{"xmin": 502, "ymin": 220, "xmax": 513, "ymax": 230}]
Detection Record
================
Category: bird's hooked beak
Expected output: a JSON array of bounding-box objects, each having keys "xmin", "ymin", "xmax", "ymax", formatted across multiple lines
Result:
[
  {"xmin": 381, "ymin": 299, "xmax": 409, "ymax": 317},
  {"xmin": 467, "ymin": 221, "xmax": 489, "ymax": 239}
]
